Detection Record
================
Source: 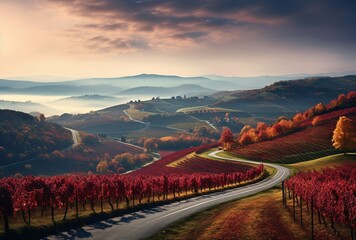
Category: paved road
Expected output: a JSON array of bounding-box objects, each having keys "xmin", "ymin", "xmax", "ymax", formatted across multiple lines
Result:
[
  {"xmin": 64, "ymin": 127, "xmax": 81, "ymax": 147},
  {"xmin": 46, "ymin": 150, "xmax": 290, "ymax": 240},
  {"xmin": 123, "ymin": 104, "xmax": 149, "ymax": 131}
]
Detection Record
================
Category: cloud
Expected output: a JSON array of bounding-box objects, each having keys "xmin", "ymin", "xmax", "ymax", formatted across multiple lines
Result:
[
  {"xmin": 171, "ymin": 31, "xmax": 208, "ymax": 40},
  {"xmin": 80, "ymin": 23, "xmax": 128, "ymax": 31},
  {"xmin": 87, "ymin": 35, "xmax": 149, "ymax": 52},
  {"xmin": 41, "ymin": 0, "xmax": 356, "ymax": 52}
]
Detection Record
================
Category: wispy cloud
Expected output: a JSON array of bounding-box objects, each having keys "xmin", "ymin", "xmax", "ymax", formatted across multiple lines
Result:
[
  {"xmin": 41, "ymin": 0, "xmax": 356, "ymax": 53},
  {"xmin": 1, "ymin": 0, "xmax": 355, "ymax": 77}
]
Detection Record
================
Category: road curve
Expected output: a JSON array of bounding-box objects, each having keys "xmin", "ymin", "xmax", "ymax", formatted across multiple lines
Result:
[
  {"xmin": 64, "ymin": 127, "xmax": 81, "ymax": 147},
  {"xmin": 46, "ymin": 150, "xmax": 290, "ymax": 240}
]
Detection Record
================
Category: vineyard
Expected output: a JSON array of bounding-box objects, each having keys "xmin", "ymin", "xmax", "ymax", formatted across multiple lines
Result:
[
  {"xmin": 283, "ymin": 165, "xmax": 356, "ymax": 239},
  {"xmin": 129, "ymin": 143, "xmax": 219, "ymax": 176},
  {"xmin": 172, "ymin": 155, "xmax": 252, "ymax": 174},
  {"xmin": 0, "ymin": 144, "xmax": 264, "ymax": 237},
  {"xmin": 232, "ymin": 108, "xmax": 356, "ymax": 163}
]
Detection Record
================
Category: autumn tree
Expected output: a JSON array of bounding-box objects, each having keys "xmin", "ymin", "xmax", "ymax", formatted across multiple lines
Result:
[
  {"xmin": 312, "ymin": 116, "xmax": 322, "ymax": 126},
  {"xmin": 332, "ymin": 116, "xmax": 356, "ymax": 154},
  {"xmin": 96, "ymin": 160, "xmax": 108, "ymax": 174},
  {"xmin": 114, "ymin": 153, "xmax": 134, "ymax": 170},
  {"xmin": 144, "ymin": 138, "xmax": 158, "ymax": 153},
  {"xmin": 219, "ymin": 127, "xmax": 234, "ymax": 150}
]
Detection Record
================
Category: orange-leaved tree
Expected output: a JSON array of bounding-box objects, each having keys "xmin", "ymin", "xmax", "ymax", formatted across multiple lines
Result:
[
  {"xmin": 219, "ymin": 127, "xmax": 234, "ymax": 150},
  {"xmin": 144, "ymin": 138, "xmax": 158, "ymax": 153},
  {"xmin": 332, "ymin": 116, "xmax": 356, "ymax": 154}
]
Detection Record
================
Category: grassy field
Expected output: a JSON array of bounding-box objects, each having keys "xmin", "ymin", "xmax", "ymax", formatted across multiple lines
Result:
[
  {"xmin": 151, "ymin": 154, "xmax": 355, "ymax": 240},
  {"xmin": 126, "ymin": 109, "xmax": 155, "ymax": 120},
  {"xmin": 126, "ymin": 126, "xmax": 178, "ymax": 139},
  {"xmin": 287, "ymin": 153, "xmax": 356, "ymax": 173}
]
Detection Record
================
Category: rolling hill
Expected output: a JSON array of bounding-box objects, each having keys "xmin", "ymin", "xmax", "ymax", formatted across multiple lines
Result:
[
  {"xmin": 0, "ymin": 100, "xmax": 58, "ymax": 116},
  {"xmin": 0, "ymin": 110, "xmax": 72, "ymax": 166},
  {"xmin": 65, "ymin": 74, "xmax": 237, "ymax": 91},
  {"xmin": 231, "ymin": 107, "xmax": 356, "ymax": 164},
  {"xmin": 216, "ymin": 75, "xmax": 356, "ymax": 108},
  {"xmin": 52, "ymin": 94, "xmax": 122, "ymax": 109},
  {"xmin": 118, "ymin": 84, "xmax": 216, "ymax": 97}
]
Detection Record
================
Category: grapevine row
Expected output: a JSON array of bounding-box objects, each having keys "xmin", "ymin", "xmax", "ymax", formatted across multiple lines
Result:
[
  {"xmin": 284, "ymin": 165, "xmax": 356, "ymax": 239},
  {"xmin": 0, "ymin": 161, "xmax": 263, "ymax": 233}
]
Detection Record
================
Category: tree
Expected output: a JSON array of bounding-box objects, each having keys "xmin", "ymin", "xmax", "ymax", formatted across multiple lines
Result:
[
  {"xmin": 114, "ymin": 153, "xmax": 134, "ymax": 170},
  {"xmin": 312, "ymin": 116, "xmax": 322, "ymax": 126},
  {"xmin": 0, "ymin": 186, "xmax": 13, "ymax": 233},
  {"xmin": 38, "ymin": 113, "xmax": 46, "ymax": 122},
  {"xmin": 219, "ymin": 127, "xmax": 234, "ymax": 150},
  {"xmin": 96, "ymin": 161, "xmax": 108, "ymax": 174},
  {"xmin": 144, "ymin": 139, "xmax": 157, "ymax": 153},
  {"xmin": 332, "ymin": 116, "xmax": 356, "ymax": 154},
  {"xmin": 82, "ymin": 134, "xmax": 99, "ymax": 146}
]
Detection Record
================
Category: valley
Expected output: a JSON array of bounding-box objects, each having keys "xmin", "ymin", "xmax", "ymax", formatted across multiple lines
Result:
[
  {"xmin": 2, "ymin": 2, "xmax": 356, "ymax": 239},
  {"xmin": 0, "ymin": 75, "xmax": 355, "ymax": 240}
]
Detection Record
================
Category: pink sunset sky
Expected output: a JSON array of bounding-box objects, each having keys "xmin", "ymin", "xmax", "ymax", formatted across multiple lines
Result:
[{"xmin": 1, "ymin": 0, "xmax": 355, "ymax": 79}]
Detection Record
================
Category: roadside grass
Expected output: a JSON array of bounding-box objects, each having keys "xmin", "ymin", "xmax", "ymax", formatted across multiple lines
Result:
[
  {"xmin": 150, "ymin": 187, "xmax": 350, "ymax": 240},
  {"xmin": 287, "ymin": 153, "xmax": 356, "ymax": 174},
  {"xmin": 150, "ymin": 152, "xmax": 355, "ymax": 240}
]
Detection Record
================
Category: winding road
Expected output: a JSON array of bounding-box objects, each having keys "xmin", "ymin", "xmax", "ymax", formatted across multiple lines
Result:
[
  {"xmin": 46, "ymin": 150, "xmax": 290, "ymax": 240},
  {"xmin": 123, "ymin": 104, "xmax": 150, "ymax": 132},
  {"xmin": 64, "ymin": 127, "xmax": 81, "ymax": 147}
]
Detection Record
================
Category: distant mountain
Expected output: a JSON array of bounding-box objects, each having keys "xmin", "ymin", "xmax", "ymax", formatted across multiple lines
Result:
[
  {"xmin": 0, "ymin": 100, "xmax": 58, "ymax": 116},
  {"xmin": 65, "ymin": 74, "xmax": 237, "ymax": 91},
  {"xmin": 52, "ymin": 94, "xmax": 122, "ymax": 109},
  {"xmin": 5, "ymin": 75, "xmax": 76, "ymax": 82},
  {"xmin": 118, "ymin": 84, "xmax": 216, "ymax": 97},
  {"xmin": 0, "ymin": 83, "xmax": 122, "ymax": 95},
  {"xmin": 1, "ymin": 72, "xmax": 355, "ymax": 97},
  {"xmin": 204, "ymin": 75, "xmax": 294, "ymax": 89},
  {"xmin": 0, "ymin": 79, "xmax": 45, "ymax": 88},
  {"xmin": 56, "ymin": 94, "xmax": 118, "ymax": 101},
  {"xmin": 205, "ymin": 71, "xmax": 356, "ymax": 89}
]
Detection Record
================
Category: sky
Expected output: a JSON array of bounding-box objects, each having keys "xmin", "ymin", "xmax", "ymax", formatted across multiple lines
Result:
[{"xmin": 0, "ymin": 0, "xmax": 356, "ymax": 79}]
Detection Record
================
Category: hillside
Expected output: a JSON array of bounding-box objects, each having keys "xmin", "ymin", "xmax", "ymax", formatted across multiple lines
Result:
[
  {"xmin": 231, "ymin": 107, "xmax": 356, "ymax": 163},
  {"xmin": 51, "ymin": 94, "xmax": 122, "ymax": 111},
  {"xmin": 118, "ymin": 84, "xmax": 216, "ymax": 97},
  {"xmin": 0, "ymin": 100, "xmax": 58, "ymax": 116},
  {"xmin": 65, "ymin": 74, "xmax": 237, "ymax": 90},
  {"xmin": 55, "ymin": 94, "xmax": 118, "ymax": 101},
  {"xmin": 0, "ymin": 110, "xmax": 72, "ymax": 165},
  {"xmin": 215, "ymin": 75, "xmax": 356, "ymax": 110}
]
